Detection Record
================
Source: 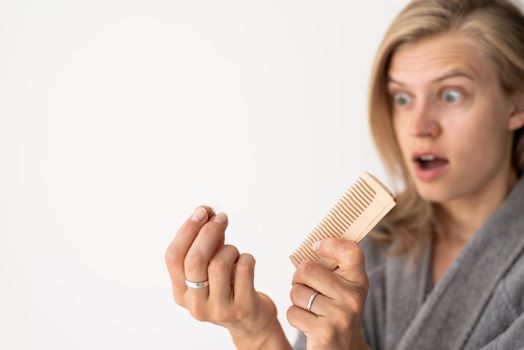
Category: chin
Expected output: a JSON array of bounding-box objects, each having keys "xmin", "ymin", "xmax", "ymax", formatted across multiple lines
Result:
[
  {"xmin": 416, "ymin": 189, "xmax": 448, "ymax": 203},
  {"xmin": 412, "ymin": 179, "xmax": 458, "ymax": 204}
]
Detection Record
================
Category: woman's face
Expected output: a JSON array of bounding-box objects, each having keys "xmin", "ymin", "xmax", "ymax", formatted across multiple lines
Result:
[{"xmin": 388, "ymin": 33, "xmax": 522, "ymax": 204}]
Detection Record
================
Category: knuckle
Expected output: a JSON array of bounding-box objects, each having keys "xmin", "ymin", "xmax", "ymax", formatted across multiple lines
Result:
[
  {"xmin": 286, "ymin": 306, "xmax": 293, "ymax": 320},
  {"xmin": 171, "ymin": 286, "xmax": 185, "ymax": 306},
  {"xmin": 208, "ymin": 259, "xmax": 230, "ymax": 275},
  {"xmin": 211, "ymin": 308, "xmax": 233, "ymax": 324},
  {"xmin": 224, "ymin": 244, "xmax": 240, "ymax": 256},
  {"xmin": 189, "ymin": 303, "xmax": 208, "ymax": 322},
  {"xmin": 338, "ymin": 238, "xmax": 356, "ymax": 248},
  {"xmin": 164, "ymin": 247, "xmax": 180, "ymax": 265},
  {"xmin": 318, "ymin": 325, "xmax": 337, "ymax": 344},
  {"xmin": 339, "ymin": 241, "xmax": 363, "ymax": 261},
  {"xmin": 286, "ymin": 306, "xmax": 295, "ymax": 326},
  {"xmin": 184, "ymin": 251, "xmax": 206, "ymax": 272},
  {"xmin": 289, "ymin": 285, "xmax": 300, "ymax": 303},
  {"xmin": 286, "ymin": 306, "xmax": 298, "ymax": 326},
  {"xmin": 291, "ymin": 270, "xmax": 298, "ymax": 284},
  {"xmin": 344, "ymin": 292, "xmax": 364, "ymax": 314},
  {"xmin": 298, "ymin": 260, "xmax": 315, "ymax": 276},
  {"xmin": 351, "ymin": 246, "xmax": 365, "ymax": 264},
  {"xmin": 173, "ymin": 293, "xmax": 184, "ymax": 307},
  {"xmin": 332, "ymin": 309, "xmax": 352, "ymax": 331}
]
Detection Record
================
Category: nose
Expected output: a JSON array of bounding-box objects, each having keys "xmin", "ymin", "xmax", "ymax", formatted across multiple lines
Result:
[{"xmin": 408, "ymin": 100, "xmax": 441, "ymax": 137}]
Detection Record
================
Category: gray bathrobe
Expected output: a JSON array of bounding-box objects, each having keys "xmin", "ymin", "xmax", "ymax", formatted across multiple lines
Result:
[{"xmin": 294, "ymin": 177, "xmax": 524, "ymax": 349}]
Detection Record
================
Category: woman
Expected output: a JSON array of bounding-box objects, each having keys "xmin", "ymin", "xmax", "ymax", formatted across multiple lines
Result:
[{"xmin": 165, "ymin": 0, "xmax": 524, "ymax": 349}]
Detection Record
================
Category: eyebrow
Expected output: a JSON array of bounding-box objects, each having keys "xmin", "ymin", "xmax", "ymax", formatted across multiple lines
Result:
[{"xmin": 388, "ymin": 68, "xmax": 476, "ymax": 85}]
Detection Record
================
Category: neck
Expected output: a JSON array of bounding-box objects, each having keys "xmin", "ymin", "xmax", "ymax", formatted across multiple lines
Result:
[{"xmin": 437, "ymin": 168, "xmax": 518, "ymax": 244}]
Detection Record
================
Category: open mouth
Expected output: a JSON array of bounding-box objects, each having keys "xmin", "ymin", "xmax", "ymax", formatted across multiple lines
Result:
[
  {"xmin": 412, "ymin": 153, "xmax": 449, "ymax": 181},
  {"xmin": 415, "ymin": 154, "xmax": 449, "ymax": 169}
]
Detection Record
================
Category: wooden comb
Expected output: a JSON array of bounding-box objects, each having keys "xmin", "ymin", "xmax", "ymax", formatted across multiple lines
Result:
[{"xmin": 290, "ymin": 172, "xmax": 396, "ymax": 269}]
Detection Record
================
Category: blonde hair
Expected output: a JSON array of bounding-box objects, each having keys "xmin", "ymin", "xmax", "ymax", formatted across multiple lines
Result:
[{"xmin": 368, "ymin": 0, "xmax": 524, "ymax": 256}]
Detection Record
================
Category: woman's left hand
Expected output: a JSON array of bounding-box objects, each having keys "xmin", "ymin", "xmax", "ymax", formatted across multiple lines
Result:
[{"xmin": 287, "ymin": 237, "xmax": 371, "ymax": 350}]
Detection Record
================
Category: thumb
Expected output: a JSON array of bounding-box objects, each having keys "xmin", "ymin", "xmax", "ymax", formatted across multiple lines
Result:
[{"xmin": 313, "ymin": 237, "xmax": 368, "ymax": 286}]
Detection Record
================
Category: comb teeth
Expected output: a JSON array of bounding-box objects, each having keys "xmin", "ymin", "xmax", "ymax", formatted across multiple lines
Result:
[{"xmin": 290, "ymin": 172, "xmax": 396, "ymax": 269}]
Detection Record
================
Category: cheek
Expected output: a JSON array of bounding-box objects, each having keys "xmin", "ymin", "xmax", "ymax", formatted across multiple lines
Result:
[
  {"xmin": 393, "ymin": 117, "xmax": 410, "ymax": 158},
  {"xmin": 448, "ymin": 114, "xmax": 508, "ymax": 167}
]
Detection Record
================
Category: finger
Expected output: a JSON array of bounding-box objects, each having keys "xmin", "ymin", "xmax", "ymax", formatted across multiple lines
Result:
[
  {"xmin": 292, "ymin": 260, "xmax": 348, "ymax": 300},
  {"xmin": 184, "ymin": 212, "xmax": 229, "ymax": 311},
  {"xmin": 165, "ymin": 206, "xmax": 214, "ymax": 296},
  {"xmin": 233, "ymin": 253, "xmax": 257, "ymax": 305},
  {"xmin": 208, "ymin": 244, "xmax": 240, "ymax": 303},
  {"xmin": 313, "ymin": 238, "xmax": 368, "ymax": 287},
  {"xmin": 286, "ymin": 304, "xmax": 318, "ymax": 333},
  {"xmin": 289, "ymin": 284, "xmax": 335, "ymax": 317},
  {"xmin": 184, "ymin": 212, "xmax": 229, "ymax": 284}
]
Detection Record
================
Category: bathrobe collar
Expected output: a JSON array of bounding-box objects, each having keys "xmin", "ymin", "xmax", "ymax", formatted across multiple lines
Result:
[{"xmin": 386, "ymin": 177, "xmax": 524, "ymax": 350}]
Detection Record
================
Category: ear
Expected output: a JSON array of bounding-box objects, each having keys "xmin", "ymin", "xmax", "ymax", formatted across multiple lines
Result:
[{"xmin": 508, "ymin": 92, "xmax": 524, "ymax": 131}]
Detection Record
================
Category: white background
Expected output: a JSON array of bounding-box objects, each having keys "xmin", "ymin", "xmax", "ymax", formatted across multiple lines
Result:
[{"xmin": 0, "ymin": 1, "xmax": 415, "ymax": 349}]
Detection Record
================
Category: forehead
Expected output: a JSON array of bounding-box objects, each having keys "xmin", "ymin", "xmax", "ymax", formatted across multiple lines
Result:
[{"xmin": 388, "ymin": 33, "xmax": 495, "ymax": 84}]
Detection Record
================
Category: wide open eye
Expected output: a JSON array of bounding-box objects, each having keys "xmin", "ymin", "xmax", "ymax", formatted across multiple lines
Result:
[
  {"xmin": 393, "ymin": 92, "xmax": 412, "ymax": 107},
  {"xmin": 441, "ymin": 89, "xmax": 463, "ymax": 104}
]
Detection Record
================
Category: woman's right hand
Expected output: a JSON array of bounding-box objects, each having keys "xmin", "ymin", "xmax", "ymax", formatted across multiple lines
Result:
[{"xmin": 164, "ymin": 206, "xmax": 282, "ymax": 348}]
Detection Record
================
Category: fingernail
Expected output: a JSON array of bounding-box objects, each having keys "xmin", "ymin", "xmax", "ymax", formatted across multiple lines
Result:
[
  {"xmin": 214, "ymin": 212, "xmax": 227, "ymax": 224},
  {"xmin": 313, "ymin": 240, "xmax": 322, "ymax": 251},
  {"xmin": 190, "ymin": 207, "xmax": 207, "ymax": 223}
]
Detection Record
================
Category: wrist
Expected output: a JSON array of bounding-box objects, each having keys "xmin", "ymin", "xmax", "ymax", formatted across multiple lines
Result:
[
  {"xmin": 230, "ymin": 317, "xmax": 291, "ymax": 350},
  {"xmin": 353, "ymin": 332, "xmax": 372, "ymax": 350}
]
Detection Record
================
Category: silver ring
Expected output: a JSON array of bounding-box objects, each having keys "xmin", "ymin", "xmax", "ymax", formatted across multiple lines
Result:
[
  {"xmin": 185, "ymin": 279, "xmax": 209, "ymax": 289},
  {"xmin": 307, "ymin": 291, "xmax": 320, "ymax": 312}
]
